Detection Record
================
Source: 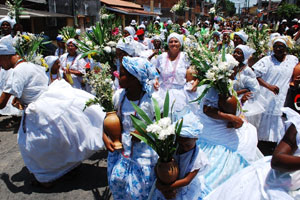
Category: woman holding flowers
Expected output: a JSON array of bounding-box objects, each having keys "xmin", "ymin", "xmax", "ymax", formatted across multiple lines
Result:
[
  {"xmin": 0, "ymin": 35, "xmax": 106, "ymax": 187},
  {"xmin": 153, "ymin": 33, "xmax": 191, "ymax": 112},
  {"xmin": 103, "ymin": 55, "xmax": 159, "ymax": 199},
  {"xmin": 252, "ymin": 36, "xmax": 299, "ymax": 155}
]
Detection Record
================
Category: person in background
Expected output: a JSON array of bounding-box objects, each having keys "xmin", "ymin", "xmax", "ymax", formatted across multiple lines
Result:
[
  {"xmin": 0, "ymin": 16, "xmax": 15, "ymax": 38},
  {"xmin": 55, "ymin": 35, "xmax": 66, "ymax": 57},
  {"xmin": 136, "ymin": 29, "xmax": 152, "ymax": 50}
]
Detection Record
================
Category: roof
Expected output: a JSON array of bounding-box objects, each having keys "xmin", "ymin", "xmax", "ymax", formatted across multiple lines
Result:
[
  {"xmin": 101, "ymin": 0, "xmax": 159, "ymax": 16},
  {"xmin": 25, "ymin": 0, "xmax": 47, "ymax": 4},
  {"xmin": 101, "ymin": 0, "xmax": 143, "ymax": 10},
  {"xmin": 0, "ymin": 4, "xmax": 72, "ymax": 18}
]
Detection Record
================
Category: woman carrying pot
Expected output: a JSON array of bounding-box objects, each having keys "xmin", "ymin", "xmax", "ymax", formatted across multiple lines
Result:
[
  {"xmin": 252, "ymin": 36, "xmax": 299, "ymax": 155},
  {"xmin": 0, "ymin": 35, "xmax": 105, "ymax": 187}
]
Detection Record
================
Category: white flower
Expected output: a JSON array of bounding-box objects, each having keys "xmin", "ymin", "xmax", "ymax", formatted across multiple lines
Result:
[
  {"xmin": 103, "ymin": 46, "xmax": 111, "ymax": 54},
  {"xmin": 146, "ymin": 123, "xmax": 162, "ymax": 133},
  {"xmin": 158, "ymin": 117, "xmax": 172, "ymax": 129},
  {"xmin": 218, "ymin": 62, "xmax": 228, "ymax": 71},
  {"xmin": 107, "ymin": 41, "xmax": 117, "ymax": 47},
  {"xmin": 209, "ymin": 7, "xmax": 215, "ymax": 14},
  {"xmin": 101, "ymin": 14, "xmax": 110, "ymax": 20},
  {"xmin": 205, "ymin": 70, "xmax": 215, "ymax": 80},
  {"xmin": 86, "ymin": 41, "xmax": 93, "ymax": 46},
  {"xmin": 158, "ymin": 124, "xmax": 175, "ymax": 140}
]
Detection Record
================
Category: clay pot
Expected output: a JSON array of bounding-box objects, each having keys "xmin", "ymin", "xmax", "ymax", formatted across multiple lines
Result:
[
  {"xmin": 103, "ymin": 111, "xmax": 122, "ymax": 149},
  {"xmin": 218, "ymin": 94, "xmax": 238, "ymax": 115},
  {"xmin": 156, "ymin": 159, "xmax": 179, "ymax": 185}
]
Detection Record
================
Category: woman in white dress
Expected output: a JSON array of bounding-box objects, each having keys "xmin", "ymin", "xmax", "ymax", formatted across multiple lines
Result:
[
  {"xmin": 152, "ymin": 33, "xmax": 191, "ymax": 112},
  {"xmin": 0, "ymin": 35, "xmax": 105, "ymax": 186},
  {"xmin": 252, "ymin": 36, "xmax": 299, "ymax": 155},
  {"xmin": 204, "ymin": 107, "xmax": 300, "ymax": 200},
  {"xmin": 59, "ymin": 38, "xmax": 87, "ymax": 90}
]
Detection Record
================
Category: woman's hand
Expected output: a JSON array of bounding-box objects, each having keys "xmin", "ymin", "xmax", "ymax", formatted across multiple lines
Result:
[
  {"xmin": 12, "ymin": 97, "xmax": 24, "ymax": 110},
  {"xmin": 227, "ymin": 115, "xmax": 244, "ymax": 129},
  {"xmin": 241, "ymin": 92, "xmax": 253, "ymax": 104},
  {"xmin": 102, "ymin": 132, "xmax": 115, "ymax": 152},
  {"xmin": 154, "ymin": 78, "xmax": 160, "ymax": 90},
  {"xmin": 268, "ymin": 85, "xmax": 279, "ymax": 95},
  {"xmin": 131, "ymin": 130, "xmax": 141, "ymax": 143},
  {"xmin": 190, "ymin": 79, "xmax": 199, "ymax": 92}
]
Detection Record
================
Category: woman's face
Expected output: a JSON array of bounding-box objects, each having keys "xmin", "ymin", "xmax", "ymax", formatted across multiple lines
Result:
[
  {"xmin": 273, "ymin": 42, "xmax": 287, "ymax": 58},
  {"xmin": 0, "ymin": 55, "xmax": 12, "ymax": 70},
  {"xmin": 119, "ymin": 65, "xmax": 140, "ymax": 89},
  {"xmin": 168, "ymin": 37, "xmax": 181, "ymax": 54},
  {"xmin": 1, "ymin": 21, "xmax": 11, "ymax": 35},
  {"xmin": 123, "ymin": 30, "xmax": 130, "ymax": 38},
  {"xmin": 51, "ymin": 59, "xmax": 61, "ymax": 74},
  {"xmin": 233, "ymin": 34, "xmax": 244, "ymax": 47},
  {"xmin": 67, "ymin": 43, "xmax": 77, "ymax": 56},
  {"xmin": 177, "ymin": 136, "xmax": 197, "ymax": 153},
  {"xmin": 233, "ymin": 48, "xmax": 244, "ymax": 64},
  {"xmin": 153, "ymin": 39, "xmax": 161, "ymax": 49}
]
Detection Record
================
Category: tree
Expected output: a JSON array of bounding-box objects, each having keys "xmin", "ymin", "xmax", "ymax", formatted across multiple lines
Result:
[
  {"xmin": 216, "ymin": 0, "xmax": 236, "ymax": 17},
  {"xmin": 277, "ymin": 3, "xmax": 300, "ymax": 20}
]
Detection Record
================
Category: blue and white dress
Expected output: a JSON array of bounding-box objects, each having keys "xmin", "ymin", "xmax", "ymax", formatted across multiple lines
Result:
[{"xmin": 107, "ymin": 89, "xmax": 158, "ymax": 200}]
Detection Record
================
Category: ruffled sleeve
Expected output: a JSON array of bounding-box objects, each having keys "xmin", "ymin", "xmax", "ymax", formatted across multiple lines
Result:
[
  {"xmin": 252, "ymin": 56, "xmax": 270, "ymax": 78},
  {"xmin": 3, "ymin": 68, "xmax": 26, "ymax": 98},
  {"xmin": 243, "ymin": 67, "xmax": 260, "ymax": 97}
]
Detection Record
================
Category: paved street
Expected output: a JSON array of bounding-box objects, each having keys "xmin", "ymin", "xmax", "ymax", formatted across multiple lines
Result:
[{"xmin": 0, "ymin": 116, "xmax": 112, "ymax": 200}]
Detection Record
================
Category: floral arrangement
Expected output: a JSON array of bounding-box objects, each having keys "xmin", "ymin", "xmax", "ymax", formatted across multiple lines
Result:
[
  {"xmin": 83, "ymin": 62, "xmax": 114, "ymax": 112},
  {"xmin": 188, "ymin": 44, "xmax": 240, "ymax": 103},
  {"xmin": 130, "ymin": 92, "xmax": 183, "ymax": 163},
  {"xmin": 5, "ymin": 0, "xmax": 23, "ymax": 23},
  {"xmin": 59, "ymin": 26, "xmax": 77, "ymax": 41},
  {"xmin": 245, "ymin": 25, "xmax": 270, "ymax": 60},
  {"xmin": 170, "ymin": 0, "xmax": 189, "ymax": 16},
  {"xmin": 13, "ymin": 33, "xmax": 49, "ymax": 70}
]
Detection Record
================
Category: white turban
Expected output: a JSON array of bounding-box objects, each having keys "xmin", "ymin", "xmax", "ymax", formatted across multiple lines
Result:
[
  {"xmin": 167, "ymin": 33, "xmax": 183, "ymax": 47},
  {"xmin": 45, "ymin": 56, "xmax": 59, "ymax": 71},
  {"xmin": 167, "ymin": 20, "xmax": 173, "ymax": 25},
  {"xmin": 116, "ymin": 36, "xmax": 145, "ymax": 57},
  {"xmin": 138, "ymin": 24, "xmax": 146, "ymax": 30},
  {"xmin": 152, "ymin": 35, "xmax": 162, "ymax": 42},
  {"xmin": 66, "ymin": 38, "xmax": 78, "ymax": 47},
  {"xmin": 75, "ymin": 29, "xmax": 81, "ymax": 35},
  {"xmin": 130, "ymin": 19, "xmax": 137, "ymax": 26},
  {"xmin": 124, "ymin": 26, "xmax": 136, "ymax": 37},
  {"xmin": 271, "ymin": 35, "xmax": 294, "ymax": 49},
  {"xmin": 0, "ymin": 35, "xmax": 16, "ymax": 55},
  {"xmin": 0, "ymin": 16, "xmax": 16, "ymax": 28},
  {"xmin": 234, "ymin": 31, "xmax": 248, "ymax": 43},
  {"xmin": 235, "ymin": 45, "xmax": 255, "ymax": 65}
]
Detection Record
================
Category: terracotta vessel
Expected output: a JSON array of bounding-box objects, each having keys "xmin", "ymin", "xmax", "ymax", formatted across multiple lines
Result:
[
  {"xmin": 156, "ymin": 159, "xmax": 179, "ymax": 185},
  {"xmin": 103, "ymin": 111, "xmax": 122, "ymax": 149},
  {"xmin": 218, "ymin": 94, "xmax": 238, "ymax": 115}
]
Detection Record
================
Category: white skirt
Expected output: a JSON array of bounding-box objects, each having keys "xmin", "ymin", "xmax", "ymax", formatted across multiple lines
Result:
[{"xmin": 18, "ymin": 80, "xmax": 105, "ymax": 183}]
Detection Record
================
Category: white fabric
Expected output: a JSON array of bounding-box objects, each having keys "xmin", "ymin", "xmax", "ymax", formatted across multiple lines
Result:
[
  {"xmin": 0, "ymin": 16, "xmax": 16, "ymax": 27},
  {"xmin": 234, "ymin": 31, "xmax": 248, "ymax": 42},
  {"xmin": 0, "ymin": 35, "xmax": 16, "ymax": 55},
  {"xmin": 45, "ymin": 56, "xmax": 59, "ymax": 71},
  {"xmin": 59, "ymin": 53, "xmax": 87, "ymax": 90},
  {"xmin": 66, "ymin": 38, "xmax": 78, "ymax": 46},
  {"xmin": 124, "ymin": 26, "xmax": 135, "ymax": 37},
  {"xmin": 130, "ymin": 19, "xmax": 137, "ymax": 26},
  {"xmin": 138, "ymin": 24, "xmax": 145, "ymax": 29},
  {"xmin": 235, "ymin": 45, "xmax": 255, "ymax": 64},
  {"xmin": 252, "ymin": 55, "xmax": 298, "ymax": 142},
  {"xmin": 5, "ymin": 62, "xmax": 105, "ymax": 183},
  {"xmin": 167, "ymin": 33, "xmax": 183, "ymax": 47},
  {"xmin": 116, "ymin": 36, "xmax": 144, "ymax": 57}
]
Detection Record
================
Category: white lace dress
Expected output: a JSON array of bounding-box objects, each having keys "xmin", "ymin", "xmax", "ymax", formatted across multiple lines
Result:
[{"xmin": 252, "ymin": 54, "xmax": 298, "ymax": 142}]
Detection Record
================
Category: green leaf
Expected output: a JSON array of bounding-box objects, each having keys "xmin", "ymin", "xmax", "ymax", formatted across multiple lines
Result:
[
  {"xmin": 152, "ymin": 98, "xmax": 161, "ymax": 122},
  {"xmin": 163, "ymin": 91, "xmax": 170, "ymax": 118},
  {"xmin": 175, "ymin": 119, "xmax": 183, "ymax": 136},
  {"xmin": 130, "ymin": 115, "xmax": 147, "ymax": 131},
  {"xmin": 130, "ymin": 101, "xmax": 153, "ymax": 125}
]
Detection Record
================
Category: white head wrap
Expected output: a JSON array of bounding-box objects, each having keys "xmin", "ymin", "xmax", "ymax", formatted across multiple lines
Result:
[
  {"xmin": 138, "ymin": 24, "xmax": 146, "ymax": 30},
  {"xmin": 282, "ymin": 19, "xmax": 287, "ymax": 23},
  {"xmin": 130, "ymin": 19, "xmax": 137, "ymax": 26},
  {"xmin": 124, "ymin": 26, "xmax": 136, "ymax": 37},
  {"xmin": 45, "ymin": 56, "xmax": 59, "ymax": 71},
  {"xmin": 204, "ymin": 20, "xmax": 210, "ymax": 25},
  {"xmin": 152, "ymin": 35, "xmax": 162, "ymax": 42},
  {"xmin": 0, "ymin": 16, "xmax": 16, "ymax": 28},
  {"xmin": 0, "ymin": 35, "xmax": 16, "ymax": 55},
  {"xmin": 154, "ymin": 20, "xmax": 160, "ymax": 24},
  {"xmin": 235, "ymin": 45, "xmax": 255, "ymax": 64},
  {"xmin": 186, "ymin": 20, "xmax": 191, "ymax": 26},
  {"xmin": 167, "ymin": 20, "xmax": 173, "ymax": 25},
  {"xmin": 156, "ymin": 16, "xmax": 161, "ymax": 21},
  {"xmin": 271, "ymin": 35, "xmax": 294, "ymax": 49},
  {"xmin": 234, "ymin": 31, "xmax": 248, "ymax": 43},
  {"xmin": 167, "ymin": 33, "xmax": 183, "ymax": 47},
  {"xmin": 66, "ymin": 38, "xmax": 78, "ymax": 47},
  {"xmin": 270, "ymin": 33, "xmax": 281, "ymax": 41},
  {"xmin": 116, "ymin": 36, "xmax": 145, "ymax": 57},
  {"xmin": 292, "ymin": 18, "xmax": 298, "ymax": 23},
  {"xmin": 75, "ymin": 29, "xmax": 81, "ymax": 35}
]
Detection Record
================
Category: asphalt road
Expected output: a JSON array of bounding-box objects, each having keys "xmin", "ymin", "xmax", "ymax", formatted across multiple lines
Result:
[{"xmin": 0, "ymin": 115, "xmax": 113, "ymax": 200}]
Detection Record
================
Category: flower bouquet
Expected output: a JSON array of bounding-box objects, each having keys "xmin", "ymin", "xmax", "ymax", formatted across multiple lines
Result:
[
  {"xmin": 13, "ymin": 33, "xmax": 50, "ymax": 70},
  {"xmin": 84, "ymin": 62, "xmax": 122, "ymax": 149},
  {"xmin": 59, "ymin": 26, "xmax": 77, "ymax": 41},
  {"xmin": 170, "ymin": 0, "xmax": 189, "ymax": 16},
  {"xmin": 130, "ymin": 92, "xmax": 183, "ymax": 198},
  {"xmin": 188, "ymin": 45, "xmax": 241, "ymax": 114}
]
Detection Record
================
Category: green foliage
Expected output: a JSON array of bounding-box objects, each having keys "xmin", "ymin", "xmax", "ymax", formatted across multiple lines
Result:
[
  {"xmin": 59, "ymin": 26, "xmax": 77, "ymax": 41},
  {"xmin": 6, "ymin": 0, "xmax": 24, "ymax": 24},
  {"xmin": 277, "ymin": 3, "xmax": 300, "ymax": 20}
]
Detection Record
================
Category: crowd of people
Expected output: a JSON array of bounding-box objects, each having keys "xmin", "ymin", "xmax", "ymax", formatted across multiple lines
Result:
[{"xmin": 1, "ymin": 13, "xmax": 300, "ymax": 200}]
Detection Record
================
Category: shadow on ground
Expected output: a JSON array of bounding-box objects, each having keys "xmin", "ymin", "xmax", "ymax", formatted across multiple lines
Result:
[{"xmin": 0, "ymin": 151, "xmax": 111, "ymax": 200}]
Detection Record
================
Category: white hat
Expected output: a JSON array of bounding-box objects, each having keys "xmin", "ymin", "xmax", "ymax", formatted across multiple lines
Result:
[
  {"xmin": 156, "ymin": 16, "xmax": 160, "ymax": 20},
  {"xmin": 45, "ymin": 56, "xmax": 59, "ymax": 71},
  {"xmin": 130, "ymin": 19, "xmax": 137, "ymax": 26},
  {"xmin": 0, "ymin": 16, "xmax": 16, "ymax": 28},
  {"xmin": 0, "ymin": 35, "xmax": 16, "ymax": 55},
  {"xmin": 167, "ymin": 33, "xmax": 183, "ymax": 47},
  {"xmin": 204, "ymin": 20, "xmax": 210, "ymax": 24},
  {"xmin": 116, "ymin": 36, "xmax": 144, "ymax": 57},
  {"xmin": 298, "ymin": 20, "xmax": 300, "ymax": 24},
  {"xmin": 234, "ymin": 31, "xmax": 248, "ymax": 43},
  {"xmin": 75, "ymin": 29, "xmax": 81, "ymax": 35},
  {"xmin": 235, "ymin": 45, "xmax": 255, "ymax": 64},
  {"xmin": 186, "ymin": 20, "xmax": 191, "ymax": 26},
  {"xmin": 282, "ymin": 19, "xmax": 287, "ymax": 23},
  {"xmin": 292, "ymin": 18, "xmax": 298, "ymax": 22},
  {"xmin": 154, "ymin": 20, "xmax": 160, "ymax": 24},
  {"xmin": 167, "ymin": 19, "xmax": 173, "ymax": 25}
]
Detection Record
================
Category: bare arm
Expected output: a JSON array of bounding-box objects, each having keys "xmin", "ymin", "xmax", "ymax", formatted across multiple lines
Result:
[
  {"xmin": 271, "ymin": 124, "xmax": 300, "ymax": 172},
  {"xmin": 257, "ymin": 77, "xmax": 279, "ymax": 95},
  {"xmin": 169, "ymin": 170, "xmax": 199, "ymax": 189},
  {"xmin": 0, "ymin": 92, "xmax": 12, "ymax": 109}
]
